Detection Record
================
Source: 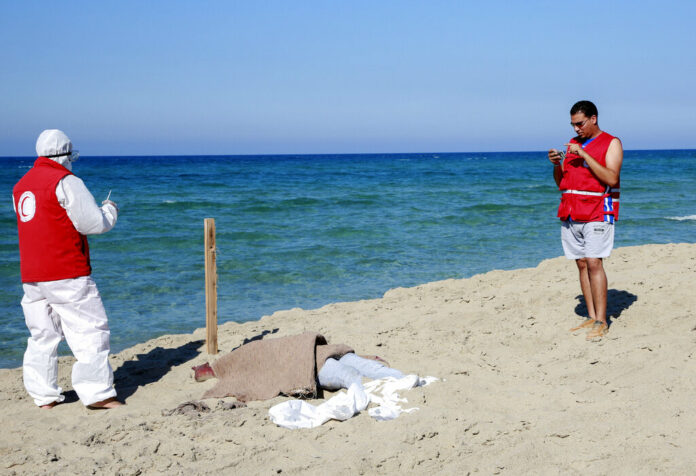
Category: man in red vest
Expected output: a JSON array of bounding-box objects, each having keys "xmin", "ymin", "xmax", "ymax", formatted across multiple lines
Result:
[
  {"xmin": 548, "ymin": 101, "xmax": 623, "ymax": 340},
  {"xmin": 13, "ymin": 129, "xmax": 123, "ymax": 409}
]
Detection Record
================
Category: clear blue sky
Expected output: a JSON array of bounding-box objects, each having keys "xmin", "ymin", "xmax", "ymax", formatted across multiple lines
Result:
[{"xmin": 1, "ymin": 1, "xmax": 694, "ymax": 156}]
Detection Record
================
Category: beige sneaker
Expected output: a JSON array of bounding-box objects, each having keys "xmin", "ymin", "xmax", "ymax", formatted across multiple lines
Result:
[
  {"xmin": 570, "ymin": 318, "xmax": 596, "ymax": 332},
  {"xmin": 586, "ymin": 322, "xmax": 609, "ymax": 340}
]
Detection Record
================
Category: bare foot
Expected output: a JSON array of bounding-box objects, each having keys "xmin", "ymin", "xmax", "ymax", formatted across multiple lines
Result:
[
  {"xmin": 87, "ymin": 397, "xmax": 124, "ymax": 409},
  {"xmin": 40, "ymin": 401, "xmax": 60, "ymax": 409},
  {"xmin": 192, "ymin": 362, "xmax": 216, "ymax": 382}
]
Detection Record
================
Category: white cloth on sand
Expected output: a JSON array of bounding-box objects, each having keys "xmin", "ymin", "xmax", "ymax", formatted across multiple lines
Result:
[{"xmin": 268, "ymin": 374, "xmax": 437, "ymax": 429}]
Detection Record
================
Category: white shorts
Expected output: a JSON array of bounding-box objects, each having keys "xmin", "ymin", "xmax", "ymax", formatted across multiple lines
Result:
[{"xmin": 561, "ymin": 220, "xmax": 614, "ymax": 259}]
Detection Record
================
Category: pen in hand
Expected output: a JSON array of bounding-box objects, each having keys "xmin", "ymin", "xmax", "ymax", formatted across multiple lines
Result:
[{"xmin": 102, "ymin": 189, "xmax": 119, "ymax": 213}]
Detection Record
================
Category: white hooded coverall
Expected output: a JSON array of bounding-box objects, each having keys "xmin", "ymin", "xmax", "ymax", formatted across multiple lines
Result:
[{"xmin": 16, "ymin": 130, "xmax": 119, "ymax": 407}]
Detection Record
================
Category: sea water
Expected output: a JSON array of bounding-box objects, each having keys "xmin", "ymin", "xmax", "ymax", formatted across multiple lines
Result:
[{"xmin": 1, "ymin": 150, "xmax": 695, "ymax": 368}]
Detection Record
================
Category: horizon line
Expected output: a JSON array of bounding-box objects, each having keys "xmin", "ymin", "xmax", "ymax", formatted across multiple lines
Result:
[{"xmin": 1, "ymin": 147, "xmax": 695, "ymax": 159}]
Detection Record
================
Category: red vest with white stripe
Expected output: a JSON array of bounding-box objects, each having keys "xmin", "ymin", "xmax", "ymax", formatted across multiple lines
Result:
[
  {"xmin": 13, "ymin": 157, "xmax": 91, "ymax": 283},
  {"xmin": 557, "ymin": 131, "xmax": 620, "ymax": 223}
]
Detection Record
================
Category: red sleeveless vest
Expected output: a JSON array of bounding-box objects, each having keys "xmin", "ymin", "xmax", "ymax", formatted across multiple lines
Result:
[
  {"xmin": 13, "ymin": 157, "xmax": 91, "ymax": 283},
  {"xmin": 557, "ymin": 131, "xmax": 620, "ymax": 223}
]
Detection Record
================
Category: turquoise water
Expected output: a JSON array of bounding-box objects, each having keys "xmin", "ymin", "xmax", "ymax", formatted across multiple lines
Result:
[{"xmin": 1, "ymin": 151, "xmax": 695, "ymax": 368}]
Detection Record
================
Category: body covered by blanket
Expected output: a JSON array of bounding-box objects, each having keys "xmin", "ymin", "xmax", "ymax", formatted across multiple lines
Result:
[{"xmin": 202, "ymin": 332, "xmax": 353, "ymax": 402}]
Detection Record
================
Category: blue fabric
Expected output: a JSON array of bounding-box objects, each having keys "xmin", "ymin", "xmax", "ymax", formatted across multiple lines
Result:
[{"xmin": 581, "ymin": 136, "xmax": 597, "ymax": 148}]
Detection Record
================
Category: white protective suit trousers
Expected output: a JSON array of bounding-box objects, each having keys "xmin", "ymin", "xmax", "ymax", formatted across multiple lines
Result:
[{"xmin": 21, "ymin": 276, "xmax": 116, "ymax": 406}]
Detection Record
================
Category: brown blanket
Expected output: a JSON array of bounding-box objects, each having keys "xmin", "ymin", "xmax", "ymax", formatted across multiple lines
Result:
[{"xmin": 202, "ymin": 332, "xmax": 353, "ymax": 402}]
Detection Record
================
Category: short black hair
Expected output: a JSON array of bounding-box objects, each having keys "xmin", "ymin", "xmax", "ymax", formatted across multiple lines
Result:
[{"xmin": 570, "ymin": 100, "xmax": 598, "ymax": 118}]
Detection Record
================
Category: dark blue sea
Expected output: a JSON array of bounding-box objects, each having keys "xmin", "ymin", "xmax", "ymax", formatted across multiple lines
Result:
[{"xmin": 1, "ymin": 151, "xmax": 695, "ymax": 368}]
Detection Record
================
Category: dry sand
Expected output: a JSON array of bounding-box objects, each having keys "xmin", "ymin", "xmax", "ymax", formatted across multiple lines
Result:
[{"xmin": 1, "ymin": 243, "xmax": 695, "ymax": 475}]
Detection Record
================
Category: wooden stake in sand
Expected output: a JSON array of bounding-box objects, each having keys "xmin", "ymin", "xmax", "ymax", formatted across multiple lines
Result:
[{"xmin": 204, "ymin": 218, "xmax": 218, "ymax": 354}]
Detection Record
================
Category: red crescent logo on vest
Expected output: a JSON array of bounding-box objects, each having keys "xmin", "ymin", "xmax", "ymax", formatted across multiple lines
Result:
[{"xmin": 18, "ymin": 191, "xmax": 36, "ymax": 222}]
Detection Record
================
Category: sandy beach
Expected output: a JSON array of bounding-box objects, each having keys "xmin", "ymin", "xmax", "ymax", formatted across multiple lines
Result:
[{"xmin": 1, "ymin": 242, "xmax": 695, "ymax": 475}]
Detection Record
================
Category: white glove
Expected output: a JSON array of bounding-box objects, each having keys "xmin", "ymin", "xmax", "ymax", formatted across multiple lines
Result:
[{"xmin": 102, "ymin": 199, "xmax": 119, "ymax": 213}]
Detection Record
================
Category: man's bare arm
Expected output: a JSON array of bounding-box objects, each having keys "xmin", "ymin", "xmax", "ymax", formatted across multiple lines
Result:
[
  {"xmin": 548, "ymin": 149, "xmax": 563, "ymax": 187},
  {"xmin": 567, "ymin": 138, "xmax": 623, "ymax": 186}
]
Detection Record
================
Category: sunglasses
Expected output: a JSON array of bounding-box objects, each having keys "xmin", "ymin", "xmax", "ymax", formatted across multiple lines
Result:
[{"xmin": 570, "ymin": 119, "xmax": 589, "ymax": 128}]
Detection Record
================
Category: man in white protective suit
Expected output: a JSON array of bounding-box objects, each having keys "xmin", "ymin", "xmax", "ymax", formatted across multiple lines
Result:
[{"xmin": 12, "ymin": 129, "xmax": 123, "ymax": 409}]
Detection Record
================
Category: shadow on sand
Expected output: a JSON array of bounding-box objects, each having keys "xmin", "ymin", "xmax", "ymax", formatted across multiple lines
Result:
[
  {"xmin": 242, "ymin": 328, "xmax": 279, "ymax": 346},
  {"xmin": 111, "ymin": 329, "xmax": 282, "ymax": 402},
  {"xmin": 574, "ymin": 289, "xmax": 638, "ymax": 325},
  {"xmin": 61, "ymin": 390, "xmax": 80, "ymax": 404},
  {"xmin": 215, "ymin": 328, "xmax": 281, "ymax": 354},
  {"xmin": 114, "ymin": 340, "xmax": 203, "ymax": 401}
]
